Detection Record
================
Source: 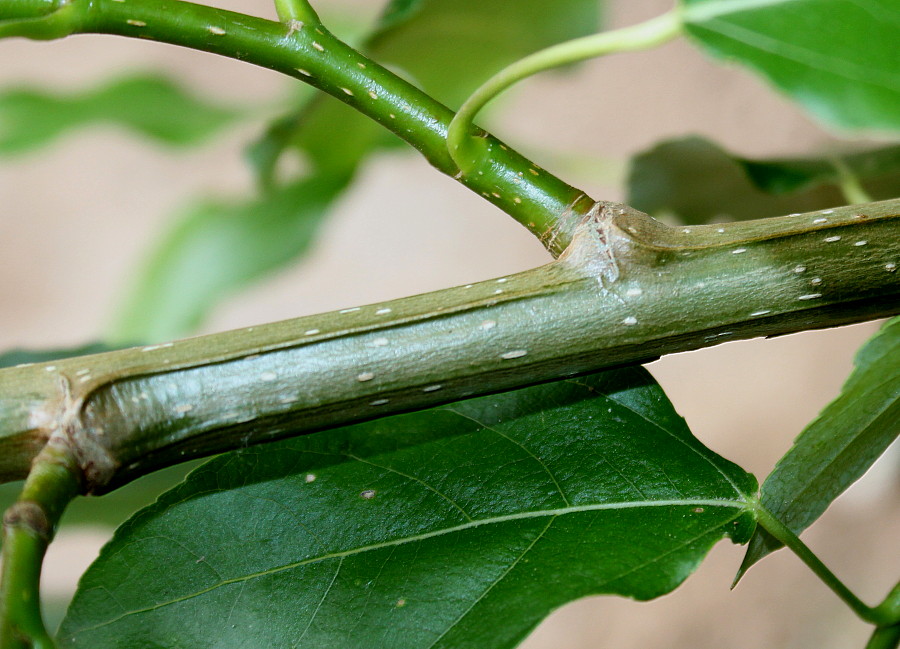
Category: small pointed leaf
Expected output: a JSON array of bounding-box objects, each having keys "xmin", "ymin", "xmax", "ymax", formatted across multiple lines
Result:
[
  {"xmin": 737, "ymin": 317, "xmax": 900, "ymax": 579},
  {"xmin": 60, "ymin": 368, "xmax": 756, "ymax": 649},
  {"xmin": 681, "ymin": 0, "xmax": 900, "ymax": 133}
]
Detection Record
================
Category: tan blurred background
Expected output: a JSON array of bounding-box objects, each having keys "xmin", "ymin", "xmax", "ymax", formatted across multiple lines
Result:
[{"xmin": 0, "ymin": 0, "xmax": 897, "ymax": 646}]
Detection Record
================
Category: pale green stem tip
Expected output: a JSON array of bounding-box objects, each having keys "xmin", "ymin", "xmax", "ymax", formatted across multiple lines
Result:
[
  {"xmin": 274, "ymin": 0, "xmax": 320, "ymax": 26},
  {"xmin": 447, "ymin": 8, "xmax": 683, "ymax": 174}
]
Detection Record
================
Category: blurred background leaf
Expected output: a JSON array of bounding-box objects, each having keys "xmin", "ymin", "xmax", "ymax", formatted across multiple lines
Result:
[
  {"xmin": 627, "ymin": 137, "xmax": 900, "ymax": 224},
  {"xmin": 681, "ymin": 0, "xmax": 900, "ymax": 133},
  {"xmin": 369, "ymin": 0, "xmax": 602, "ymax": 107},
  {"xmin": 111, "ymin": 170, "xmax": 352, "ymax": 342},
  {"xmin": 0, "ymin": 74, "xmax": 246, "ymax": 155}
]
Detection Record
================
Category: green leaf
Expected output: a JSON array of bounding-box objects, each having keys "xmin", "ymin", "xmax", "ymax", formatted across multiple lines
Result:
[
  {"xmin": 681, "ymin": 0, "xmax": 900, "ymax": 133},
  {"xmin": 737, "ymin": 317, "xmax": 900, "ymax": 580},
  {"xmin": 0, "ymin": 74, "xmax": 243, "ymax": 155},
  {"xmin": 60, "ymin": 368, "xmax": 756, "ymax": 649},
  {"xmin": 627, "ymin": 137, "xmax": 900, "ymax": 224},
  {"xmin": 111, "ymin": 170, "xmax": 352, "ymax": 343},
  {"xmin": 370, "ymin": 0, "xmax": 602, "ymax": 107}
]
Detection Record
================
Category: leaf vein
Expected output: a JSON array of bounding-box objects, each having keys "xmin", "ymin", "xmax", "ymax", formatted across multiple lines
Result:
[{"xmin": 68, "ymin": 498, "xmax": 747, "ymax": 636}]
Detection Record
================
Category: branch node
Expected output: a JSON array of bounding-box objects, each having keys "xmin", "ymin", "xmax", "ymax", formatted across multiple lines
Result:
[{"xmin": 2, "ymin": 502, "xmax": 51, "ymax": 540}]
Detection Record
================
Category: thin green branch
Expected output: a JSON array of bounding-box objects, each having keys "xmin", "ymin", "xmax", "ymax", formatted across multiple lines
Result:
[
  {"xmin": 0, "ymin": 0, "xmax": 594, "ymax": 253},
  {"xmin": 752, "ymin": 503, "xmax": 895, "ymax": 627},
  {"xmin": 447, "ymin": 9, "xmax": 682, "ymax": 175},
  {"xmin": 0, "ymin": 434, "xmax": 81, "ymax": 649},
  {"xmin": 273, "ymin": 0, "xmax": 320, "ymax": 27}
]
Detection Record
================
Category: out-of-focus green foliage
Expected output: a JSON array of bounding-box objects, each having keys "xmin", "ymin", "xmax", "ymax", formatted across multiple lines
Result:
[
  {"xmin": 628, "ymin": 137, "xmax": 900, "ymax": 224},
  {"xmin": 0, "ymin": 74, "xmax": 243, "ymax": 155}
]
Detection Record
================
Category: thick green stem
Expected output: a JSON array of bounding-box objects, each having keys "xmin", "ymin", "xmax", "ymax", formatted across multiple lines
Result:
[
  {"xmin": 447, "ymin": 10, "xmax": 682, "ymax": 177},
  {"xmin": 752, "ymin": 504, "xmax": 894, "ymax": 626},
  {"xmin": 0, "ymin": 0, "xmax": 594, "ymax": 252},
  {"xmin": 0, "ymin": 436, "xmax": 81, "ymax": 648},
  {"xmin": 867, "ymin": 625, "xmax": 900, "ymax": 649},
  {"xmin": 0, "ymin": 200, "xmax": 897, "ymax": 492}
]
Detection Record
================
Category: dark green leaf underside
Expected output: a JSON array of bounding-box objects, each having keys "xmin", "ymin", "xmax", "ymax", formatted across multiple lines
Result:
[
  {"xmin": 0, "ymin": 74, "xmax": 243, "ymax": 155},
  {"xmin": 628, "ymin": 137, "xmax": 900, "ymax": 224},
  {"xmin": 738, "ymin": 317, "xmax": 900, "ymax": 579},
  {"xmin": 61, "ymin": 368, "xmax": 756, "ymax": 649},
  {"xmin": 682, "ymin": 0, "xmax": 900, "ymax": 133}
]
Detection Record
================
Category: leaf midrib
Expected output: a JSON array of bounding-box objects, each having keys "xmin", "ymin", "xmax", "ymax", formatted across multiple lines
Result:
[{"xmin": 68, "ymin": 497, "xmax": 748, "ymax": 636}]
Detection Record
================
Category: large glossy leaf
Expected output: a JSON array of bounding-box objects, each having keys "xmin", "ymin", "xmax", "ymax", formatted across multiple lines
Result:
[
  {"xmin": 628, "ymin": 137, "xmax": 900, "ymax": 224},
  {"xmin": 370, "ymin": 0, "xmax": 601, "ymax": 107},
  {"xmin": 60, "ymin": 368, "xmax": 756, "ymax": 649},
  {"xmin": 737, "ymin": 317, "xmax": 900, "ymax": 580},
  {"xmin": 111, "ymin": 170, "xmax": 352, "ymax": 343},
  {"xmin": 681, "ymin": 0, "xmax": 900, "ymax": 133},
  {"xmin": 0, "ymin": 74, "xmax": 243, "ymax": 155}
]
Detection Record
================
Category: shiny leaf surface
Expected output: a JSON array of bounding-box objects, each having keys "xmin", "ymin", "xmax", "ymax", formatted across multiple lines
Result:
[
  {"xmin": 60, "ymin": 368, "xmax": 756, "ymax": 649},
  {"xmin": 0, "ymin": 74, "xmax": 242, "ymax": 155}
]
